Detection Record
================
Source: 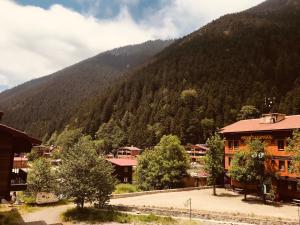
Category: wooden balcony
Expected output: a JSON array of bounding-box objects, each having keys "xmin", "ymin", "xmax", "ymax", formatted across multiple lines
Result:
[{"xmin": 11, "ymin": 168, "xmax": 28, "ymax": 191}]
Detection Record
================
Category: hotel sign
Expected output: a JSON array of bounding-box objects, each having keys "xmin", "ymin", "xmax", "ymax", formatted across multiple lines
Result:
[{"xmin": 241, "ymin": 135, "xmax": 273, "ymax": 141}]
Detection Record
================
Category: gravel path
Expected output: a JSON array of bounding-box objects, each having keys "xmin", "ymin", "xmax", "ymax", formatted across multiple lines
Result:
[
  {"xmin": 20, "ymin": 188, "xmax": 298, "ymax": 224},
  {"xmin": 110, "ymin": 188, "xmax": 298, "ymax": 220}
]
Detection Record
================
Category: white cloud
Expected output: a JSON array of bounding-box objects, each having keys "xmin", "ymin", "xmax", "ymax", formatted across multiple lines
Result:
[{"xmin": 0, "ymin": 0, "xmax": 264, "ymax": 89}]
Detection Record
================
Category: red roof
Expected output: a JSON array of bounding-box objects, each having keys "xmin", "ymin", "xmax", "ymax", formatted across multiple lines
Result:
[
  {"xmin": 106, "ymin": 158, "xmax": 137, "ymax": 166},
  {"xmin": 221, "ymin": 115, "xmax": 300, "ymax": 134}
]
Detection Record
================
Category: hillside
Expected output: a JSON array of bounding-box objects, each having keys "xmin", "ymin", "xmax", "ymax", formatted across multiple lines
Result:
[
  {"xmin": 0, "ymin": 40, "xmax": 173, "ymax": 139},
  {"xmin": 71, "ymin": 0, "xmax": 300, "ymax": 148}
]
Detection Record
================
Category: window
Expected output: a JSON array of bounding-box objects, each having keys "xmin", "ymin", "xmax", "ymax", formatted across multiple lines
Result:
[
  {"xmin": 277, "ymin": 140, "xmax": 285, "ymax": 151},
  {"xmin": 234, "ymin": 141, "xmax": 239, "ymax": 150},
  {"xmin": 124, "ymin": 167, "xmax": 129, "ymax": 172},
  {"xmin": 279, "ymin": 160, "xmax": 285, "ymax": 171},
  {"xmin": 123, "ymin": 177, "xmax": 128, "ymax": 183},
  {"xmin": 228, "ymin": 140, "xmax": 239, "ymax": 150}
]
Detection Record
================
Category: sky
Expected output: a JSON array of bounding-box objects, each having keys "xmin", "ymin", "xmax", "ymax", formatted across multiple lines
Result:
[{"xmin": 0, "ymin": 0, "xmax": 264, "ymax": 91}]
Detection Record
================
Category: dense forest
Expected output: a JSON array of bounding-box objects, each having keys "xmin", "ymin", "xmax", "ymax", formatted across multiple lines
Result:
[
  {"xmin": 1, "ymin": 0, "xmax": 300, "ymax": 150},
  {"xmin": 0, "ymin": 40, "xmax": 173, "ymax": 139},
  {"xmin": 70, "ymin": 0, "xmax": 300, "ymax": 148}
]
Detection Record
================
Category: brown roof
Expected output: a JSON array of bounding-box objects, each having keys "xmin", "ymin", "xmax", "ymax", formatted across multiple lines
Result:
[
  {"xmin": 0, "ymin": 123, "xmax": 41, "ymax": 146},
  {"xmin": 220, "ymin": 115, "xmax": 300, "ymax": 134},
  {"xmin": 106, "ymin": 158, "xmax": 137, "ymax": 166}
]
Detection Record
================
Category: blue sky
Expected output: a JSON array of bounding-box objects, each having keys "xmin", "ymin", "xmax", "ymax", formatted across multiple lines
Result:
[
  {"xmin": 15, "ymin": 0, "xmax": 167, "ymax": 20},
  {"xmin": 0, "ymin": 0, "xmax": 264, "ymax": 91}
]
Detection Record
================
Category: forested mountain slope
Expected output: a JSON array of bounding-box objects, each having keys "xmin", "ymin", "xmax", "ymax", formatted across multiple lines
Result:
[
  {"xmin": 0, "ymin": 40, "xmax": 173, "ymax": 139},
  {"xmin": 71, "ymin": 0, "xmax": 300, "ymax": 148}
]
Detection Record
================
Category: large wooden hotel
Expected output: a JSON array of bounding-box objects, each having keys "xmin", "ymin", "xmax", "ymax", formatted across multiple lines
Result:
[{"xmin": 221, "ymin": 113, "xmax": 300, "ymax": 200}]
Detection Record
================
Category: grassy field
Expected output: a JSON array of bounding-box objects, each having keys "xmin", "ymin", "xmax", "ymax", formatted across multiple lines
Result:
[
  {"xmin": 114, "ymin": 183, "xmax": 140, "ymax": 194},
  {"xmin": 62, "ymin": 207, "xmax": 198, "ymax": 225}
]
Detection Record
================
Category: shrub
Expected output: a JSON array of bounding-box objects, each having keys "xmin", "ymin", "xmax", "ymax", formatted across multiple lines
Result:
[{"xmin": 114, "ymin": 184, "xmax": 139, "ymax": 194}]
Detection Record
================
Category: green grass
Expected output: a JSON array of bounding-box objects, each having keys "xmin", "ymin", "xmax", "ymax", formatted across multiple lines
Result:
[
  {"xmin": 114, "ymin": 183, "xmax": 140, "ymax": 194},
  {"xmin": 0, "ymin": 209, "xmax": 23, "ymax": 225},
  {"xmin": 62, "ymin": 207, "xmax": 176, "ymax": 224}
]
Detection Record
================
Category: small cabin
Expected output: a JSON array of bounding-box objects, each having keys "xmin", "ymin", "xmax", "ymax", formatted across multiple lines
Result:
[{"xmin": 0, "ymin": 112, "xmax": 41, "ymax": 200}]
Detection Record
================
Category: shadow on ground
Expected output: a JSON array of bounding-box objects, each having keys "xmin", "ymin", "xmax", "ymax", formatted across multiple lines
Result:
[
  {"xmin": 216, "ymin": 193, "xmax": 240, "ymax": 198},
  {"xmin": 0, "ymin": 207, "xmax": 62, "ymax": 225},
  {"xmin": 242, "ymin": 197, "xmax": 283, "ymax": 208}
]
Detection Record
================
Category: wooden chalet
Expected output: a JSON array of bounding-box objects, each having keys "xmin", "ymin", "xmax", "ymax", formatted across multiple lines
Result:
[
  {"xmin": 221, "ymin": 113, "xmax": 300, "ymax": 200},
  {"xmin": 106, "ymin": 158, "xmax": 137, "ymax": 183},
  {"xmin": 116, "ymin": 146, "xmax": 141, "ymax": 159},
  {"xmin": 0, "ymin": 112, "xmax": 41, "ymax": 200},
  {"xmin": 186, "ymin": 144, "xmax": 208, "ymax": 162}
]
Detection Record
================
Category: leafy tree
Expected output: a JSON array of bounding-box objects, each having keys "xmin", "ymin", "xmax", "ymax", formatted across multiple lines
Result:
[
  {"xmin": 237, "ymin": 105, "xmax": 260, "ymax": 121},
  {"xmin": 96, "ymin": 119, "xmax": 126, "ymax": 152},
  {"xmin": 27, "ymin": 158, "xmax": 55, "ymax": 194},
  {"xmin": 136, "ymin": 135, "xmax": 189, "ymax": 190},
  {"xmin": 47, "ymin": 131, "xmax": 58, "ymax": 146},
  {"xmin": 57, "ymin": 138, "xmax": 115, "ymax": 208},
  {"xmin": 287, "ymin": 130, "xmax": 300, "ymax": 174},
  {"xmin": 204, "ymin": 133, "xmax": 224, "ymax": 196},
  {"xmin": 27, "ymin": 147, "xmax": 43, "ymax": 161},
  {"xmin": 181, "ymin": 89, "xmax": 198, "ymax": 108},
  {"xmin": 229, "ymin": 139, "xmax": 268, "ymax": 202},
  {"xmin": 55, "ymin": 127, "xmax": 83, "ymax": 150},
  {"xmin": 201, "ymin": 118, "xmax": 215, "ymax": 142}
]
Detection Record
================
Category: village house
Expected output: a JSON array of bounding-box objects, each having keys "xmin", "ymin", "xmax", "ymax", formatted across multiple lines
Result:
[
  {"xmin": 0, "ymin": 112, "xmax": 41, "ymax": 200},
  {"xmin": 106, "ymin": 158, "xmax": 137, "ymax": 183},
  {"xmin": 116, "ymin": 146, "xmax": 141, "ymax": 158},
  {"xmin": 186, "ymin": 144, "xmax": 209, "ymax": 162},
  {"xmin": 221, "ymin": 113, "xmax": 300, "ymax": 200}
]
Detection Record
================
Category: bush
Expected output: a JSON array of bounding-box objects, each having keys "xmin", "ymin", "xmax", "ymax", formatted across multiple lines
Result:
[
  {"xmin": 62, "ymin": 207, "xmax": 176, "ymax": 224},
  {"xmin": 114, "ymin": 184, "xmax": 139, "ymax": 194},
  {"xmin": 0, "ymin": 210, "xmax": 23, "ymax": 225}
]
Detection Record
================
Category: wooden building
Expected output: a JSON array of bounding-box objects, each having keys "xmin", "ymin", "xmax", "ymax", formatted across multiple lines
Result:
[
  {"xmin": 116, "ymin": 146, "xmax": 141, "ymax": 159},
  {"xmin": 106, "ymin": 158, "xmax": 137, "ymax": 183},
  {"xmin": 0, "ymin": 112, "xmax": 41, "ymax": 200},
  {"xmin": 221, "ymin": 113, "xmax": 300, "ymax": 200},
  {"xmin": 186, "ymin": 144, "xmax": 209, "ymax": 162}
]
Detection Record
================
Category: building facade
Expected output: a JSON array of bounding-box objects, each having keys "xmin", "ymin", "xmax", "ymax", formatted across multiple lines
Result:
[
  {"xmin": 106, "ymin": 158, "xmax": 137, "ymax": 184},
  {"xmin": 0, "ymin": 112, "xmax": 41, "ymax": 200},
  {"xmin": 221, "ymin": 113, "xmax": 300, "ymax": 200}
]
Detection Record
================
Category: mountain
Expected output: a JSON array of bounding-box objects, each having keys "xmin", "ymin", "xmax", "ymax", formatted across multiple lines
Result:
[
  {"xmin": 70, "ymin": 0, "xmax": 300, "ymax": 148},
  {"xmin": 0, "ymin": 40, "xmax": 173, "ymax": 139}
]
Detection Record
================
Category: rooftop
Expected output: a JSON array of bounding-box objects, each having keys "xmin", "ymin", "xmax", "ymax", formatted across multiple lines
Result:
[
  {"xmin": 118, "ymin": 146, "xmax": 141, "ymax": 151},
  {"xmin": 106, "ymin": 158, "xmax": 138, "ymax": 166},
  {"xmin": 220, "ymin": 114, "xmax": 300, "ymax": 134},
  {"xmin": 0, "ymin": 123, "xmax": 41, "ymax": 146}
]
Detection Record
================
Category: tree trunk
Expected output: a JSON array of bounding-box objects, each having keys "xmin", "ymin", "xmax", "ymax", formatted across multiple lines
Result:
[
  {"xmin": 244, "ymin": 192, "xmax": 247, "ymax": 200},
  {"xmin": 213, "ymin": 184, "xmax": 216, "ymax": 196},
  {"xmin": 81, "ymin": 199, "xmax": 84, "ymax": 209}
]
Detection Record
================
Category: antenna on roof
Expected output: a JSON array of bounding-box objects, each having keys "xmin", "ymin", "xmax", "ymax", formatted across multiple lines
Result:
[{"xmin": 264, "ymin": 97, "xmax": 276, "ymax": 113}]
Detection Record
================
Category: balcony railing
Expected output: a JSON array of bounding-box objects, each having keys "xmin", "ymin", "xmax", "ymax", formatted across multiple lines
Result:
[{"xmin": 11, "ymin": 168, "xmax": 28, "ymax": 191}]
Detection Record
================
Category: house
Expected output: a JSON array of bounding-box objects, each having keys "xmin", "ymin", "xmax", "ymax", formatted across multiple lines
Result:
[
  {"xmin": 186, "ymin": 144, "xmax": 209, "ymax": 162},
  {"xmin": 0, "ymin": 112, "xmax": 41, "ymax": 200},
  {"xmin": 106, "ymin": 158, "xmax": 137, "ymax": 183},
  {"xmin": 116, "ymin": 146, "xmax": 141, "ymax": 159},
  {"xmin": 220, "ymin": 113, "xmax": 300, "ymax": 200}
]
